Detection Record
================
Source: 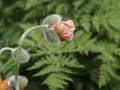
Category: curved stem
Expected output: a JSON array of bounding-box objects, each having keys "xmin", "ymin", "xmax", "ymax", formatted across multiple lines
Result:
[
  {"xmin": 19, "ymin": 25, "xmax": 48, "ymax": 46},
  {"xmin": 0, "ymin": 47, "xmax": 14, "ymax": 54},
  {"xmin": 15, "ymin": 25, "xmax": 48, "ymax": 90}
]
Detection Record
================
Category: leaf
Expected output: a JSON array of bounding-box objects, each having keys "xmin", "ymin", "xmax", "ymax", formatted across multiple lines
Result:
[
  {"xmin": 108, "ymin": 16, "xmax": 120, "ymax": 30},
  {"xmin": 73, "ymin": 0, "xmax": 84, "ymax": 10},
  {"xmin": 33, "ymin": 66, "xmax": 55, "ymax": 76},
  {"xmin": 81, "ymin": 22, "xmax": 91, "ymax": 32},
  {"xmin": 25, "ymin": 0, "xmax": 39, "ymax": 10},
  {"xmin": 92, "ymin": 16, "xmax": 100, "ymax": 31},
  {"xmin": 98, "ymin": 64, "xmax": 110, "ymax": 88}
]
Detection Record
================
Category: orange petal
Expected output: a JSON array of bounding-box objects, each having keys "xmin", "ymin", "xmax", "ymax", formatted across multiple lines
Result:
[
  {"xmin": 64, "ymin": 20, "xmax": 75, "ymax": 29},
  {"xmin": 49, "ymin": 20, "xmax": 75, "ymax": 41},
  {"xmin": 0, "ymin": 80, "xmax": 8, "ymax": 90}
]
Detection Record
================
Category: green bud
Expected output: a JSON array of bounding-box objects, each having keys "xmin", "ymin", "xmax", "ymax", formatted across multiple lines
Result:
[
  {"xmin": 42, "ymin": 14, "xmax": 62, "ymax": 26},
  {"xmin": 12, "ymin": 48, "xmax": 30, "ymax": 63},
  {"xmin": 8, "ymin": 75, "xmax": 28, "ymax": 89},
  {"xmin": 44, "ymin": 30, "xmax": 61, "ymax": 45}
]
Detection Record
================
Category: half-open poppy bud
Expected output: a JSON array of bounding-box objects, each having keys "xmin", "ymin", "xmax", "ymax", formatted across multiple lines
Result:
[
  {"xmin": 12, "ymin": 48, "xmax": 30, "ymax": 63},
  {"xmin": 42, "ymin": 14, "xmax": 62, "ymax": 26},
  {"xmin": 8, "ymin": 75, "xmax": 28, "ymax": 89},
  {"xmin": 50, "ymin": 20, "xmax": 75, "ymax": 41}
]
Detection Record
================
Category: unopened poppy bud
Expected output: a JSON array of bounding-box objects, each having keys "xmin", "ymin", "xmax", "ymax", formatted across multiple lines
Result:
[
  {"xmin": 8, "ymin": 75, "xmax": 28, "ymax": 89},
  {"xmin": 12, "ymin": 48, "xmax": 30, "ymax": 63},
  {"xmin": 44, "ymin": 29, "xmax": 61, "ymax": 45},
  {"xmin": 42, "ymin": 14, "xmax": 62, "ymax": 26}
]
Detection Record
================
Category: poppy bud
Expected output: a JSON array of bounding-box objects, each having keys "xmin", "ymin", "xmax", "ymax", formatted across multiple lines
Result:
[
  {"xmin": 44, "ymin": 29, "xmax": 61, "ymax": 45},
  {"xmin": 8, "ymin": 75, "xmax": 28, "ymax": 89},
  {"xmin": 42, "ymin": 14, "xmax": 62, "ymax": 26},
  {"xmin": 50, "ymin": 20, "xmax": 75, "ymax": 41},
  {"xmin": 12, "ymin": 48, "xmax": 30, "ymax": 63}
]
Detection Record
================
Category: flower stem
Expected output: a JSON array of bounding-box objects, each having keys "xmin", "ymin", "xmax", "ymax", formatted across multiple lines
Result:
[
  {"xmin": 0, "ymin": 47, "xmax": 14, "ymax": 54},
  {"xmin": 15, "ymin": 25, "xmax": 48, "ymax": 90}
]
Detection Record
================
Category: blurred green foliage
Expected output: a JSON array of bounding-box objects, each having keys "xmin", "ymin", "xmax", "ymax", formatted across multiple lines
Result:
[{"xmin": 0, "ymin": 0, "xmax": 120, "ymax": 90}]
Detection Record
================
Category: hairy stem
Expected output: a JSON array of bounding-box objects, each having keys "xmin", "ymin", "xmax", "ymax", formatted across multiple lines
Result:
[
  {"xmin": 15, "ymin": 25, "xmax": 48, "ymax": 90},
  {"xmin": 0, "ymin": 47, "xmax": 14, "ymax": 54}
]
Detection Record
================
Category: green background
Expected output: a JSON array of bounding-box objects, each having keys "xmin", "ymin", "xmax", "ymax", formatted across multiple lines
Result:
[{"xmin": 0, "ymin": 0, "xmax": 120, "ymax": 90}]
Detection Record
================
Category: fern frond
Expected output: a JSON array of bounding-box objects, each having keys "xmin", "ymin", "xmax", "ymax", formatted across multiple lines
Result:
[
  {"xmin": 28, "ymin": 54, "xmax": 84, "ymax": 90},
  {"xmin": 27, "ymin": 57, "xmax": 51, "ymax": 70},
  {"xmin": 55, "ymin": 73, "xmax": 73, "ymax": 82},
  {"xmin": 98, "ymin": 63, "xmax": 110, "ymax": 88},
  {"xmin": 0, "ymin": 55, "xmax": 14, "ymax": 78},
  {"xmin": 42, "ymin": 73, "xmax": 71, "ymax": 90},
  {"xmin": 33, "ymin": 66, "xmax": 54, "ymax": 76},
  {"xmin": 98, "ymin": 62, "xmax": 120, "ymax": 88},
  {"xmin": 98, "ymin": 68, "xmax": 110, "ymax": 88},
  {"xmin": 96, "ymin": 53, "xmax": 116, "ymax": 63}
]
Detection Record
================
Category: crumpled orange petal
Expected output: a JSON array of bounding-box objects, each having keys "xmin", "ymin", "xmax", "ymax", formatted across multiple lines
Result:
[
  {"xmin": 0, "ymin": 79, "xmax": 8, "ymax": 90},
  {"xmin": 50, "ymin": 20, "xmax": 75, "ymax": 41}
]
